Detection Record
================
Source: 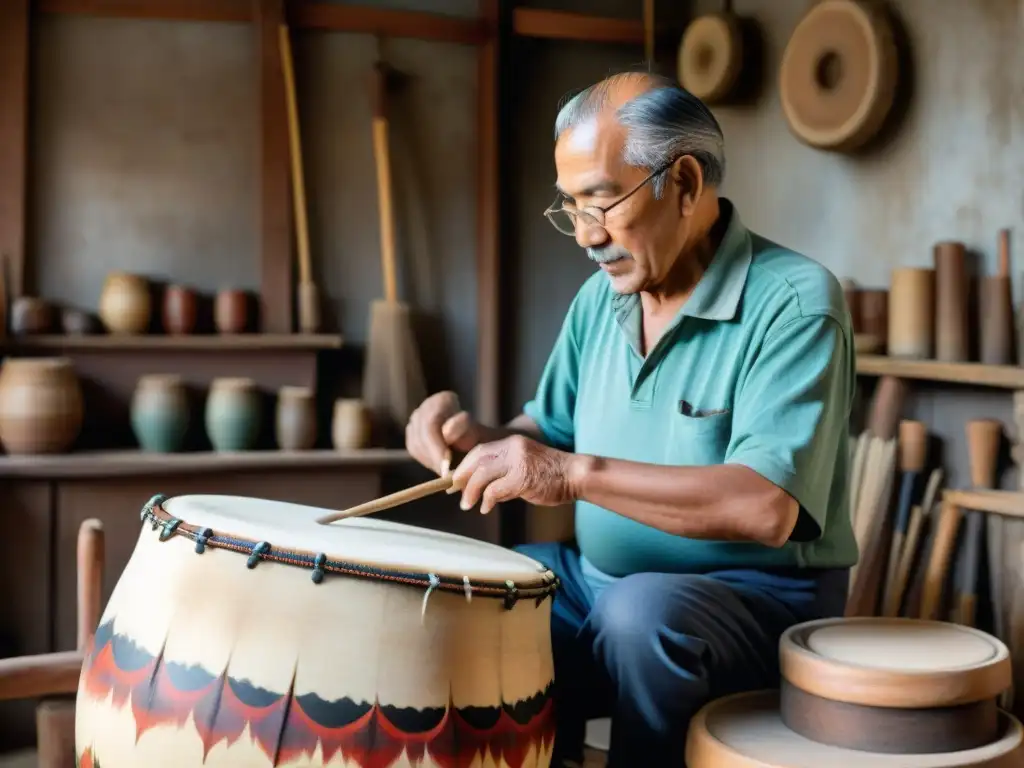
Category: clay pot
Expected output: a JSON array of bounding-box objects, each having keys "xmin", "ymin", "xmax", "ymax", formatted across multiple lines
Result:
[
  {"xmin": 98, "ymin": 272, "xmax": 151, "ymax": 334},
  {"xmin": 332, "ymin": 398, "xmax": 370, "ymax": 450},
  {"xmin": 61, "ymin": 309, "xmax": 99, "ymax": 335},
  {"xmin": 163, "ymin": 285, "xmax": 198, "ymax": 335},
  {"xmin": 10, "ymin": 297, "xmax": 54, "ymax": 336},
  {"xmin": 0, "ymin": 357, "xmax": 83, "ymax": 455},
  {"xmin": 215, "ymin": 289, "xmax": 248, "ymax": 334},
  {"xmin": 275, "ymin": 386, "xmax": 317, "ymax": 450},
  {"xmin": 205, "ymin": 377, "xmax": 261, "ymax": 451},
  {"xmin": 131, "ymin": 374, "xmax": 189, "ymax": 453}
]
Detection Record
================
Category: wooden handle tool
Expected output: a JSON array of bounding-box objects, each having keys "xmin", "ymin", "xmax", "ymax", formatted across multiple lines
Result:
[
  {"xmin": 279, "ymin": 23, "xmax": 320, "ymax": 333},
  {"xmin": 372, "ymin": 59, "xmax": 398, "ymax": 305},
  {"xmin": 884, "ymin": 420, "xmax": 927, "ymax": 600},
  {"xmin": 887, "ymin": 468, "xmax": 942, "ymax": 617}
]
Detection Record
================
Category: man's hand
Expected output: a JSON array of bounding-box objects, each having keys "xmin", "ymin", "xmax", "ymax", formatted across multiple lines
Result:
[
  {"xmin": 405, "ymin": 391, "xmax": 486, "ymax": 475},
  {"xmin": 450, "ymin": 435, "xmax": 579, "ymax": 516}
]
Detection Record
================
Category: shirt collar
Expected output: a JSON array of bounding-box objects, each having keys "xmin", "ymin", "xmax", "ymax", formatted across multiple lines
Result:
[
  {"xmin": 678, "ymin": 198, "xmax": 752, "ymax": 321},
  {"xmin": 611, "ymin": 198, "xmax": 753, "ymax": 329}
]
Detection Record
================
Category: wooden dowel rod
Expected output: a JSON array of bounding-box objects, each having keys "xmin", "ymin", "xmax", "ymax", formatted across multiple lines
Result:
[
  {"xmin": 76, "ymin": 518, "xmax": 104, "ymax": 651},
  {"xmin": 317, "ymin": 475, "xmax": 454, "ymax": 523},
  {"xmin": 942, "ymin": 489, "xmax": 1024, "ymax": 520}
]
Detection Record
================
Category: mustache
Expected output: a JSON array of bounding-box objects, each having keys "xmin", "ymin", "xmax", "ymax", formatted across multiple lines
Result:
[{"xmin": 587, "ymin": 245, "xmax": 631, "ymax": 264}]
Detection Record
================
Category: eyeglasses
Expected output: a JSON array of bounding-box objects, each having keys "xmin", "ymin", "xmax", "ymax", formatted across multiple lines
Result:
[{"xmin": 544, "ymin": 161, "xmax": 674, "ymax": 236}]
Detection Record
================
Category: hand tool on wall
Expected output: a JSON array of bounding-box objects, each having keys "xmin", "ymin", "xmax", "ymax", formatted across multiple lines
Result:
[
  {"xmin": 879, "ymin": 420, "xmax": 927, "ymax": 614},
  {"xmin": 885, "ymin": 467, "xmax": 942, "ymax": 618},
  {"xmin": 278, "ymin": 23, "xmax": 320, "ymax": 334},
  {"xmin": 362, "ymin": 49, "xmax": 428, "ymax": 440}
]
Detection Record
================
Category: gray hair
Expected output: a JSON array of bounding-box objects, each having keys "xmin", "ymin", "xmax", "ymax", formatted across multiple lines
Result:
[{"xmin": 553, "ymin": 73, "xmax": 725, "ymax": 198}]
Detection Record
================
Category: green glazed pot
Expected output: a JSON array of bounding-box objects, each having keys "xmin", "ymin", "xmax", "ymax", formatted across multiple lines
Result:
[
  {"xmin": 205, "ymin": 377, "xmax": 261, "ymax": 451},
  {"xmin": 130, "ymin": 374, "xmax": 189, "ymax": 453}
]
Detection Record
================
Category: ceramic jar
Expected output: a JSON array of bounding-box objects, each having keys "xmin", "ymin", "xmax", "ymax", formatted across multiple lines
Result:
[
  {"xmin": 275, "ymin": 386, "xmax": 317, "ymax": 450},
  {"xmin": 10, "ymin": 297, "xmax": 54, "ymax": 336},
  {"xmin": 61, "ymin": 309, "xmax": 99, "ymax": 335},
  {"xmin": 0, "ymin": 357, "xmax": 84, "ymax": 455},
  {"xmin": 205, "ymin": 377, "xmax": 261, "ymax": 451},
  {"xmin": 331, "ymin": 398, "xmax": 370, "ymax": 450},
  {"xmin": 215, "ymin": 289, "xmax": 248, "ymax": 334},
  {"xmin": 131, "ymin": 374, "xmax": 189, "ymax": 453},
  {"xmin": 98, "ymin": 272, "xmax": 150, "ymax": 334},
  {"xmin": 163, "ymin": 285, "xmax": 197, "ymax": 335}
]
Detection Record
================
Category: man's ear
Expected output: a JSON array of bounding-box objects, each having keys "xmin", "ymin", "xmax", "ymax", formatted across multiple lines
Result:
[{"xmin": 671, "ymin": 156, "xmax": 704, "ymax": 216}]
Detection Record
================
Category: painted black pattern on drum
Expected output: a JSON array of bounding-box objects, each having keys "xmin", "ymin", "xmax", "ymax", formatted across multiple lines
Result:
[{"xmin": 80, "ymin": 619, "xmax": 555, "ymax": 768}]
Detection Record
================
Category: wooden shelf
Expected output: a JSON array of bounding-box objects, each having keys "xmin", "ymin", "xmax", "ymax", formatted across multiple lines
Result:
[
  {"xmin": 36, "ymin": 0, "xmax": 486, "ymax": 44},
  {"xmin": 0, "ymin": 448, "xmax": 411, "ymax": 479},
  {"xmin": 512, "ymin": 8, "xmax": 644, "ymax": 45},
  {"xmin": 1, "ymin": 333, "xmax": 343, "ymax": 352},
  {"xmin": 856, "ymin": 355, "xmax": 1024, "ymax": 389}
]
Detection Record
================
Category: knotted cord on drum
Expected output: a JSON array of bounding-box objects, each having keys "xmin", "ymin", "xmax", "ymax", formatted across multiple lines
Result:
[
  {"xmin": 137, "ymin": 495, "xmax": 562, "ymax": 607},
  {"xmin": 421, "ymin": 573, "xmax": 441, "ymax": 622}
]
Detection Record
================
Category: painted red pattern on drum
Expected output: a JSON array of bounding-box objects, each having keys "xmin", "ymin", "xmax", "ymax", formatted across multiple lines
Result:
[{"xmin": 80, "ymin": 620, "xmax": 555, "ymax": 768}]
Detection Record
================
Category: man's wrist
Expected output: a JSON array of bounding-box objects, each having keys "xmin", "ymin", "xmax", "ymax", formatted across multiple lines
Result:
[{"xmin": 565, "ymin": 452, "xmax": 599, "ymax": 501}]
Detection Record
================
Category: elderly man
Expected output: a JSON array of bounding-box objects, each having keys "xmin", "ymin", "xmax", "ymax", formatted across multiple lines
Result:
[{"xmin": 404, "ymin": 71, "xmax": 857, "ymax": 766}]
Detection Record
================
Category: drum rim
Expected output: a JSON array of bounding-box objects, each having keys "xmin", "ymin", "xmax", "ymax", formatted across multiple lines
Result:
[
  {"xmin": 685, "ymin": 689, "xmax": 1024, "ymax": 768},
  {"xmin": 779, "ymin": 617, "xmax": 1012, "ymax": 708},
  {"xmin": 140, "ymin": 494, "xmax": 559, "ymax": 607}
]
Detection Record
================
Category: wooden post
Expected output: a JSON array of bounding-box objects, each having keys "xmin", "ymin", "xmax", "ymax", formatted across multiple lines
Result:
[
  {"xmin": 0, "ymin": 0, "xmax": 30, "ymax": 299},
  {"xmin": 255, "ymin": 0, "xmax": 294, "ymax": 333},
  {"xmin": 476, "ymin": 0, "xmax": 500, "ymax": 429}
]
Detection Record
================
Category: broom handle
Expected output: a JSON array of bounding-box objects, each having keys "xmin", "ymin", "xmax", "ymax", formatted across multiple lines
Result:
[
  {"xmin": 279, "ymin": 24, "xmax": 312, "ymax": 287},
  {"xmin": 372, "ymin": 63, "xmax": 398, "ymax": 304}
]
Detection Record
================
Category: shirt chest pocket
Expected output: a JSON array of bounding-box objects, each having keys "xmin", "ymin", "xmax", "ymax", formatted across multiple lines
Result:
[{"xmin": 664, "ymin": 409, "xmax": 733, "ymax": 467}]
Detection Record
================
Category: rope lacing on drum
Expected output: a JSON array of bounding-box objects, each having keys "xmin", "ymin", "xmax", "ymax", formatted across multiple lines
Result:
[
  {"xmin": 463, "ymin": 576, "xmax": 472, "ymax": 603},
  {"xmin": 158, "ymin": 518, "xmax": 181, "ymax": 542},
  {"xmin": 311, "ymin": 553, "xmax": 327, "ymax": 584},
  {"xmin": 194, "ymin": 528, "xmax": 213, "ymax": 554},
  {"xmin": 141, "ymin": 493, "xmax": 167, "ymax": 522},
  {"xmin": 421, "ymin": 573, "xmax": 441, "ymax": 622},
  {"xmin": 246, "ymin": 541, "xmax": 271, "ymax": 569},
  {"xmin": 504, "ymin": 579, "xmax": 519, "ymax": 610}
]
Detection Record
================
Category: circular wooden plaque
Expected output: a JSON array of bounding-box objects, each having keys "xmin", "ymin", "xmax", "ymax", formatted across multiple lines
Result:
[
  {"xmin": 685, "ymin": 690, "xmax": 1024, "ymax": 768},
  {"xmin": 778, "ymin": 0, "xmax": 899, "ymax": 151},
  {"xmin": 780, "ymin": 617, "xmax": 1012, "ymax": 709},
  {"xmin": 677, "ymin": 13, "xmax": 743, "ymax": 103}
]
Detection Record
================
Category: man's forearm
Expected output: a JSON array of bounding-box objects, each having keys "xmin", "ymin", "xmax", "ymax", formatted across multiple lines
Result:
[{"xmin": 568, "ymin": 455, "xmax": 798, "ymax": 547}]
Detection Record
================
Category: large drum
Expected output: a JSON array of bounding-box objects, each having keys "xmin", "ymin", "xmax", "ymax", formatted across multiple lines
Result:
[
  {"xmin": 778, "ymin": 617, "xmax": 1013, "ymax": 754},
  {"xmin": 75, "ymin": 494, "xmax": 558, "ymax": 767}
]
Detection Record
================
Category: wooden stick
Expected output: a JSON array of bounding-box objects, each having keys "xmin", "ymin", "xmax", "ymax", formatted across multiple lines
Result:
[
  {"xmin": 279, "ymin": 23, "xmax": 311, "ymax": 288},
  {"xmin": 942, "ymin": 489, "xmax": 1024, "ymax": 520},
  {"xmin": 643, "ymin": 0, "xmax": 654, "ymax": 64},
  {"xmin": 76, "ymin": 518, "xmax": 104, "ymax": 651},
  {"xmin": 317, "ymin": 475, "xmax": 453, "ymax": 523}
]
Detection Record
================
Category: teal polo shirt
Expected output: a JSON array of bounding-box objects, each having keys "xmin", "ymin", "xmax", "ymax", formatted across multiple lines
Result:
[{"xmin": 523, "ymin": 200, "xmax": 858, "ymax": 577}]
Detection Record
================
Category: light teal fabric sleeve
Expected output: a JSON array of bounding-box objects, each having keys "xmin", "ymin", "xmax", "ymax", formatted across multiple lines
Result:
[
  {"xmin": 521, "ymin": 297, "xmax": 583, "ymax": 452},
  {"xmin": 724, "ymin": 312, "xmax": 852, "ymax": 536}
]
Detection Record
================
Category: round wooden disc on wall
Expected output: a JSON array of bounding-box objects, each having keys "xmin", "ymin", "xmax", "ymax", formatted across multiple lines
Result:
[
  {"xmin": 677, "ymin": 13, "xmax": 744, "ymax": 103},
  {"xmin": 779, "ymin": 0, "xmax": 899, "ymax": 151}
]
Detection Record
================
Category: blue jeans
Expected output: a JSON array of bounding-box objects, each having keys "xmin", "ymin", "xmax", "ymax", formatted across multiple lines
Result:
[{"xmin": 517, "ymin": 541, "xmax": 849, "ymax": 767}]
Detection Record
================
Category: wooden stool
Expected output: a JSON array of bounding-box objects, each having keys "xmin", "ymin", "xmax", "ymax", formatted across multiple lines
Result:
[{"xmin": 0, "ymin": 520, "xmax": 105, "ymax": 768}]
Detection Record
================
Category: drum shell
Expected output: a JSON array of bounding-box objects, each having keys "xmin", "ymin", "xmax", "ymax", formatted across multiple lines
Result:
[
  {"xmin": 75, "ymin": 508, "xmax": 556, "ymax": 768},
  {"xmin": 778, "ymin": 617, "xmax": 1013, "ymax": 755}
]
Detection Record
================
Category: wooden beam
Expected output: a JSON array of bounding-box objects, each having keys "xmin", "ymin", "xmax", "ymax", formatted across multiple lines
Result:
[
  {"xmin": 858, "ymin": 354, "xmax": 1024, "ymax": 390},
  {"xmin": 290, "ymin": 2, "xmax": 485, "ymax": 45},
  {"xmin": 0, "ymin": 0, "xmax": 29, "ymax": 299},
  {"xmin": 476, "ymin": 0, "xmax": 500, "ymax": 429},
  {"xmin": 512, "ymin": 8, "xmax": 644, "ymax": 45},
  {"xmin": 36, "ymin": 0, "xmax": 251, "ymax": 22},
  {"xmin": 255, "ymin": 0, "xmax": 294, "ymax": 333},
  {"xmin": 0, "ymin": 652, "xmax": 83, "ymax": 702}
]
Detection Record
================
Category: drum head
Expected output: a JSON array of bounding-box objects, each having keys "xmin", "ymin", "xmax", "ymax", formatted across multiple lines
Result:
[
  {"xmin": 778, "ymin": 0, "xmax": 898, "ymax": 151},
  {"xmin": 780, "ymin": 617, "xmax": 1012, "ymax": 708},
  {"xmin": 686, "ymin": 690, "xmax": 1024, "ymax": 768},
  {"xmin": 160, "ymin": 494, "xmax": 551, "ymax": 586},
  {"xmin": 677, "ymin": 14, "xmax": 743, "ymax": 103}
]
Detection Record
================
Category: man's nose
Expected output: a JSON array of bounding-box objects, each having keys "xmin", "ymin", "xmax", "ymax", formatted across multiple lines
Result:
[{"xmin": 574, "ymin": 218, "xmax": 609, "ymax": 249}]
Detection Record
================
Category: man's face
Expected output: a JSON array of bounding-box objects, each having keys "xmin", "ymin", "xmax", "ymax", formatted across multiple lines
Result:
[{"xmin": 553, "ymin": 116, "xmax": 689, "ymax": 295}]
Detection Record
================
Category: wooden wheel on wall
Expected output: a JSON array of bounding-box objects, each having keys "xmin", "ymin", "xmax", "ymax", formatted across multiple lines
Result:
[{"xmin": 779, "ymin": 0, "xmax": 900, "ymax": 152}]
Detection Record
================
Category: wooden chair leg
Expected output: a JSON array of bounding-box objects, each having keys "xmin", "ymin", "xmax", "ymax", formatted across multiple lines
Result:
[{"xmin": 35, "ymin": 699, "xmax": 76, "ymax": 768}]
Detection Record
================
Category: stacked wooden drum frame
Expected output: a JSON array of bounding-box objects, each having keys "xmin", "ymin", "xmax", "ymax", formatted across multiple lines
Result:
[{"xmin": 687, "ymin": 617, "xmax": 1024, "ymax": 767}]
